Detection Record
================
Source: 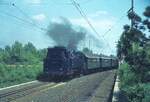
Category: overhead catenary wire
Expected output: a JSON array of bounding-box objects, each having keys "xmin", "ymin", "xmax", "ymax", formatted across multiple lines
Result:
[
  {"xmin": 71, "ymin": 0, "xmax": 101, "ymax": 38},
  {"xmin": 70, "ymin": 0, "xmax": 113, "ymax": 53},
  {"xmin": 101, "ymin": 15, "xmax": 126, "ymax": 37},
  {"xmin": 0, "ymin": 11, "xmax": 47, "ymax": 32},
  {"xmin": 11, "ymin": 3, "xmax": 48, "ymax": 31},
  {"xmin": 0, "ymin": 11, "xmax": 34, "ymax": 26},
  {"xmin": 51, "ymin": 0, "xmax": 125, "ymax": 39},
  {"xmin": 0, "ymin": 2, "xmax": 48, "ymax": 32},
  {"xmin": 0, "ymin": 0, "xmax": 125, "ymax": 54},
  {"xmin": 12, "ymin": 3, "xmax": 34, "ymax": 23},
  {"xmin": 0, "ymin": 13, "xmax": 39, "ymax": 32}
]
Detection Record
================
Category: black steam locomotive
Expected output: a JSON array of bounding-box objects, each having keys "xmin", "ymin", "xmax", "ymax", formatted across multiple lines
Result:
[{"xmin": 43, "ymin": 46, "xmax": 118, "ymax": 77}]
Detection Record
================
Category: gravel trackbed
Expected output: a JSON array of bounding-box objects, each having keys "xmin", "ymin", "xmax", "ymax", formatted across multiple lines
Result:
[{"xmin": 14, "ymin": 70, "xmax": 116, "ymax": 102}]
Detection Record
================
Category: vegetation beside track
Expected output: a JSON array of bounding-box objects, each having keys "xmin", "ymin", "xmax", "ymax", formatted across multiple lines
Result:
[
  {"xmin": 0, "ymin": 42, "xmax": 45, "ymax": 88},
  {"xmin": 119, "ymin": 63, "xmax": 150, "ymax": 102},
  {"xmin": 117, "ymin": 6, "xmax": 150, "ymax": 102},
  {"xmin": 0, "ymin": 64, "xmax": 42, "ymax": 88}
]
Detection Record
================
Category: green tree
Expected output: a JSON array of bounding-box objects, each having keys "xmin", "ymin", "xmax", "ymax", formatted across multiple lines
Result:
[
  {"xmin": 3, "ymin": 45, "xmax": 12, "ymax": 63},
  {"xmin": 0, "ymin": 48, "xmax": 4, "ymax": 63},
  {"xmin": 11, "ymin": 41, "xmax": 24, "ymax": 63},
  {"xmin": 38, "ymin": 48, "xmax": 47, "ymax": 61},
  {"xmin": 23, "ymin": 42, "xmax": 41, "ymax": 64},
  {"xmin": 143, "ymin": 6, "xmax": 150, "ymax": 31},
  {"xmin": 24, "ymin": 42, "xmax": 36, "ymax": 54},
  {"xmin": 0, "ymin": 41, "xmax": 47, "ymax": 64},
  {"xmin": 117, "ymin": 6, "xmax": 150, "ymax": 102}
]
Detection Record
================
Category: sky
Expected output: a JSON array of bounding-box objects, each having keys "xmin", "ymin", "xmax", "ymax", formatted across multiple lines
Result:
[{"xmin": 0, "ymin": 0, "xmax": 149, "ymax": 55}]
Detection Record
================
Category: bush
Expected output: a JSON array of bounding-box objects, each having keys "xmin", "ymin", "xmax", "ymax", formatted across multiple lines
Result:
[
  {"xmin": 119, "ymin": 63, "xmax": 139, "ymax": 87},
  {"xmin": 0, "ymin": 63, "xmax": 42, "ymax": 88},
  {"xmin": 119, "ymin": 63, "xmax": 150, "ymax": 102},
  {"xmin": 122, "ymin": 83, "xmax": 150, "ymax": 102}
]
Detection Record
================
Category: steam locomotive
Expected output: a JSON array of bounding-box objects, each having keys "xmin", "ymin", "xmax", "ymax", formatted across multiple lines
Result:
[{"xmin": 43, "ymin": 46, "xmax": 118, "ymax": 77}]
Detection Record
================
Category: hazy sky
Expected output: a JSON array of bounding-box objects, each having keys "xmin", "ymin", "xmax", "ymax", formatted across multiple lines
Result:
[{"xmin": 0, "ymin": 0, "xmax": 149, "ymax": 55}]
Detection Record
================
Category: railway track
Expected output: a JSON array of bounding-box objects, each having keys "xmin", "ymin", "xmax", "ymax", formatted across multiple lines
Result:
[{"xmin": 0, "ymin": 82, "xmax": 57, "ymax": 102}]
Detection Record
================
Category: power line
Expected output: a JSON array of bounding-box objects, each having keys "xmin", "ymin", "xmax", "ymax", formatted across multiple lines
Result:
[
  {"xmin": 11, "ymin": 3, "xmax": 47, "ymax": 31},
  {"xmin": 0, "ymin": 12, "xmax": 35, "ymax": 32},
  {"xmin": 0, "ymin": 2, "xmax": 47, "ymax": 31},
  {"xmin": 0, "ymin": 11, "xmax": 33, "ymax": 25},
  {"xmin": 12, "ymin": 3, "xmax": 34, "ymax": 23},
  {"xmin": 51, "ymin": 0, "xmax": 125, "ymax": 39},
  {"xmin": 70, "ymin": 0, "xmax": 113, "ymax": 53},
  {"xmin": 0, "ymin": 11, "xmax": 47, "ymax": 32},
  {"xmin": 70, "ymin": 0, "xmax": 127, "ymax": 54},
  {"xmin": 101, "ymin": 15, "xmax": 126, "ymax": 37},
  {"xmin": 70, "ymin": 0, "xmax": 102, "ymax": 38}
]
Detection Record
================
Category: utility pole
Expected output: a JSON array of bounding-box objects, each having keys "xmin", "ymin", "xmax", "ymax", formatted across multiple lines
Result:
[{"xmin": 131, "ymin": 0, "xmax": 134, "ymax": 28}]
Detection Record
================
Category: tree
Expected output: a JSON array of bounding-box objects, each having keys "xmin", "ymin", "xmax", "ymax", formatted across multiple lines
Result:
[
  {"xmin": 117, "ymin": 7, "xmax": 150, "ymax": 82},
  {"xmin": 0, "ymin": 41, "xmax": 47, "ymax": 64},
  {"xmin": 38, "ymin": 48, "xmax": 47, "ymax": 61},
  {"xmin": 143, "ymin": 6, "xmax": 150, "ymax": 31},
  {"xmin": 0, "ymin": 48, "xmax": 4, "ymax": 63},
  {"xmin": 11, "ymin": 41, "xmax": 24, "ymax": 63},
  {"xmin": 3, "ymin": 45, "xmax": 12, "ymax": 63},
  {"xmin": 24, "ymin": 42, "xmax": 36, "ymax": 54},
  {"xmin": 23, "ymin": 42, "xmax": 41, "ymax": 64},
  {"xmin": 117, "ymin": 6, "xmax": 150, "ymax": 102}
]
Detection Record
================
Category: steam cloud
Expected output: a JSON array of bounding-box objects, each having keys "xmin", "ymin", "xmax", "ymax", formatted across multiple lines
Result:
[{"xmin": 47, "ymin": 18, "xmax": 86, "ymax": 50}]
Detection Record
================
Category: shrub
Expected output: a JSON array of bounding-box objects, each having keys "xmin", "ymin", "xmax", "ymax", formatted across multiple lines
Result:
[
  {"xmin": 0, "ymin": 63, "xmax": 42, "ymax": 88},
  {"xmin": 119, "ymin": 63, "xmax": 150, "ymax": 102},
  {"xmin": 119, "ymin": 63, "xmax": 139, "ymax": 88}
]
